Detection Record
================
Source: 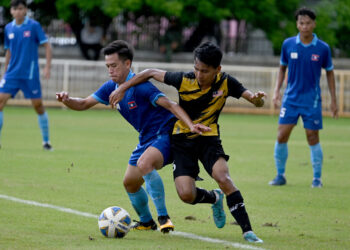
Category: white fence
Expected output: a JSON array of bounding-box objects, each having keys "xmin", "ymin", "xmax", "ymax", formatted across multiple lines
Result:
[{"xmin": 1, "ymin": 58, "xmax": 350, "ymax": 117}]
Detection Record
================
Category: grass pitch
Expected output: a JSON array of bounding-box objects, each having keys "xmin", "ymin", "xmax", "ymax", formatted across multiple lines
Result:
[{"xmin": 0, "ymin": 106, "xmax": 349, "ymax": 249}]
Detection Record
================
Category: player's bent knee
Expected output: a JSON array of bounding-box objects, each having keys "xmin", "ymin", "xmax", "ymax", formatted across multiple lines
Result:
[
  {"xmin": 123, "ymin": 177, "xmax": 141, "ymax": 193},
  {"xmin": 180, "ymin": 194, "xmax": 194, "ymax": 204},
  {"xmin": 212, "ymin": 169, "xmax": 230, "ymax": 182},
  {"xmin": 214, "ymin": 174, "xmax": 235, "ymax": 191},
  {"xmin": 122, "ymin": 178, "xmax": 131, "ymax": 190},
  {"xmin": 216, "ymin": 174, "xmax": 231, "ymax": 183},
  {"xmin": 137, "ymin": 161, "xmax": 154, "ymax": 176},
  {"xmin": 177, "ymin": 190, "xmax": 195, "ymax": 204}
]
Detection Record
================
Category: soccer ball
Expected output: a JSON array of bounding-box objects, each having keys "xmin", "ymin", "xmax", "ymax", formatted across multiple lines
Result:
[{"xmin": 98, "ymin": 206, "xmax": 132, "ymax": 238}]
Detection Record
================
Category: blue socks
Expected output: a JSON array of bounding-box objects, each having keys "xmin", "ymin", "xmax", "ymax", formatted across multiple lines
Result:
[
  {"xmin": 127, "ymin": 187, "xmax": 153, "ymax": 223},
  {"xmin": 37, "ymin": 112, "xmax": 50, "ymax": 143},
  {"xmin": 127, "ymin": 169, "xmax": 168, "ymax": 222},
  {"xmin": 274, "ymin": 141, "xmax": 288, "ymax": 176},
  {"xmin": 143, "ymin": 169, "xmax": 168, "ymax": 217},
  {"xmin": 274, "ymin": 141, "xmax": 323, "ymax": 180},
  {"xmin": 310, "ymin": 143, "xmax": 323, "ymax": 179}
]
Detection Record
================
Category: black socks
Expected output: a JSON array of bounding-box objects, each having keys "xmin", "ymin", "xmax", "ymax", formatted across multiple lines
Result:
[{"xmin": 226, "ymin": 190, "xmax": 252, "ymax": 233}]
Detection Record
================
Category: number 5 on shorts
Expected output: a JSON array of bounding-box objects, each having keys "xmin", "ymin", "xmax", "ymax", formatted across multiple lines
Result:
[{"xmin": 280, "ymin": 107, "xmax": 286, "ymax": 118}]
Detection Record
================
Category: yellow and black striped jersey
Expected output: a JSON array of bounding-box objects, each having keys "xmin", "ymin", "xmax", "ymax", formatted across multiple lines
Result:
[{"xmin": 164, "ymin": 71, "xmax": 246, "ymax": 138}]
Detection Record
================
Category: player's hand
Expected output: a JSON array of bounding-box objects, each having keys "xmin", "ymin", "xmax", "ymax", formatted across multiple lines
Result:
[
  {"xmin": 43, "ymin": 65, "xmax": 51, "ymax": 80},
  {"xmin": 109, "ymin": 87, "xmax": 126, "ymax": 108},
  {"xmin": 330, "ymin": 101, "xmax": 338, "ymax": 119},
  {"xmin": 252, "ymin": 91, "xmax": 266, "ymax": 107},
  {"xmin": 190, "ymin": 123, "xmax": 211, "ymax": 135},
  {"xmin": 56, "ymin": 92, "xmax": 69, "ymax": 103},
  {"xmin": 273, "ymin": 90, "xmax": 281, "ymax": 109}
]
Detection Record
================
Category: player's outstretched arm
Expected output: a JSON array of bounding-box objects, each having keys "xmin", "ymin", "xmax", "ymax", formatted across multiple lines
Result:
[
  {"xmin": 109, "ymin": 69, "xmax": 166, "ymax": 108},
  {"xmin": 241, "ymin": 90, "xmax": 267, "ymax": 107},
  {"xmin": 156, "ymin": 96, "xmax": 211, "ymax": 135},
  {"xmin": 56, "ymin": 92, "xmax": 98, "ymax": 111}
]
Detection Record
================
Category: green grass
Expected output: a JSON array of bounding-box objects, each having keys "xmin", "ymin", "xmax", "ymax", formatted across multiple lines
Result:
[{"xmin": 1, "ymin": 106, "xmax": 349, "ymax": 249}]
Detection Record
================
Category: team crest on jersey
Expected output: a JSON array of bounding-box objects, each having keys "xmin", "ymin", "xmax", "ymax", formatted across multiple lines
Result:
[
  {"xmin": 212, "ymin": 90, "xmax": 223, "ymax": 97},
  {"xmin": 128, "ymin": 101, "xmax": 137, "ymax": 109},
  {"xmin": 291, "ymin": 52, "xmax": 298, "ymax": 59},
  {"xmin": 311, "ymin": 54, "xmax": 320, "ymax": 61},
  {"xmin": 23, "ymin": 31, "xmax": 31, "ymax": 37}
]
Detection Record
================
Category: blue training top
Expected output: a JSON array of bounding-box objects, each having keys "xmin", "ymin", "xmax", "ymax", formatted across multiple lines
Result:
[
  {"xmin": 280, "ymin": 33, "xmax": 333, "ymax": 108},
  {"xmin": 4, "ymin": 16, "xmax": 48, "ymax": 80},
  {"xmin": 92, "ymin": 70, "xmax": 176, "ymax": 144}
]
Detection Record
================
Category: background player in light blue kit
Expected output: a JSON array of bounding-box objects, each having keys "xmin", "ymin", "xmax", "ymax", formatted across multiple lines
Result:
[
  {"xmin": 269, "ymin": 7, "xmax": 338, "ymax": 188},
  {"xmin": 56, "ymin": 40, "xmax": 209, "ymax": 233},
  {"xmin": 0, "ymin": 0, "xmax": 52, "ymax": 150}
]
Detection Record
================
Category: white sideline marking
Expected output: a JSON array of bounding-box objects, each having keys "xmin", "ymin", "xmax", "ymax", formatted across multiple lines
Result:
[
  {"xmin": 0, "ymin": 194, "xmax": 265, "ymax": 250},
  {"xmin": 0, "ymin": 194, "xmax": 98, "ymax": 219},
  {"xmin": 169, "ymin": 231, "xmax": 265, "ymax": 249}
]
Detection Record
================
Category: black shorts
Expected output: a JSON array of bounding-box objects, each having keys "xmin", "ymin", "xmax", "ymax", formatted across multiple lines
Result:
[{"xmin": 171, "ymin": 135, "xmax": 229, "ymax": 179}]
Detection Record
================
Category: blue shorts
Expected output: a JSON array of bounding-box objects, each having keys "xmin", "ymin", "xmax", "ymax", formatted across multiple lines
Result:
[
  {"xmin": 0, "ymin": 78, "xmax": 42, "ymax": 99},
  {"xmin": 279, "ymin": 102, "xmax": 323, "ymax": 130},
  {"xmin": 129, "ymin": 133, "xmax": 172, "ymax": 167}
]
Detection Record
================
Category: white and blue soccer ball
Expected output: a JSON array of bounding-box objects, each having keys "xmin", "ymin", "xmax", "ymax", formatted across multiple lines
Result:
[{"xmin": 98, "ymin": 206, "xmax": 132, "ymax": 238}]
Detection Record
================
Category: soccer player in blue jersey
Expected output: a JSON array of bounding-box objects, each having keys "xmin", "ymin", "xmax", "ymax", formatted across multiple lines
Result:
[
  {"xmin": 109, "ymin": 42, "xmax": 265, "ymax": 243},
  {"xmin": 0, "ymin": 0, "xmax": 52, "ymax": 150},
  {"xmin": 269, "ymin": 7, "xmax": 338, "ymax": 188},
  {"xmin": 56, "ymin": 40, "xmax": 209, "ymax": 233}
]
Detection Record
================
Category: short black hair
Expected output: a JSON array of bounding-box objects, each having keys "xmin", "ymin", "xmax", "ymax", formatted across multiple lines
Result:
[
  {"xmin": 295, "ymin": 7, "xmax": 316, "ymax": 21},
  {"xmin": 11, "ymin": 0, "xmax": 27, "ymax": 8},
  {"xmin": 103, "ymin": 40, "xmax": 134, "ymax": 62},
  {"xmin": 193, "ymin": 42, "xmax": 222, "ymax": 68}
]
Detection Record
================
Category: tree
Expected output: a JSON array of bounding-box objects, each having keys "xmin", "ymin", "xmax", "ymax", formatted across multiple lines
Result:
[
  {"xmin": 54, "ymin": 0, "xmax": 112, "ymax": 48},
  {"xmin": 0, "ymin": 0, "xmax": 304, "ymax": 54},
  {"xmin": 99, "ymin": 0, "xmax": 302, "ymax": 53},
  {"xmin": 102, "ymin": 0, "xmax": 302, "ymax": 53},
  {"xmin": 1, "ymin": 0, "xmax": 349, "ymax": 56},
  {"xmin": 0, "ymin": 0, "xmax": 111, "ymax": 49},
  {"xmin": 316, "ymin": 0, "xmax": 350, "ymax": 57}
]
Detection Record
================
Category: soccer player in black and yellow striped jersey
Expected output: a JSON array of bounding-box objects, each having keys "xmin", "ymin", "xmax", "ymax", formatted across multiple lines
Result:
[{"xmin": 109, "ymin": 42, "xmax": 266, "ymax": 243}]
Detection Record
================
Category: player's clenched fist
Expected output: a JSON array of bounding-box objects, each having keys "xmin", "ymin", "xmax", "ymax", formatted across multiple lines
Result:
[{"xmin": 56, "ymin": 92, "xmax": 70, "ymax": 102}]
